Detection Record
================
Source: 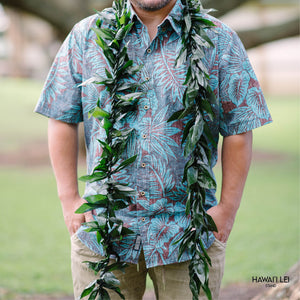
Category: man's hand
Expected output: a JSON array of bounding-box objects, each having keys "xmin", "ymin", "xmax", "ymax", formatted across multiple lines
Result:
[
  {"xmin": 61, "ymin": 195, "xmax": 94, "ymax": 236},
  {"xmin": 207, "ymin": 203, "xmax": 236, "ymax": 243}
]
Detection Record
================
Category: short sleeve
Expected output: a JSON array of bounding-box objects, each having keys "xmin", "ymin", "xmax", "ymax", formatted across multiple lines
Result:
[
  {"xmin": 218, "ymin": 26, "xmax": 272, "ymax": 136},
  {"xmin": 35, "ymin": 25, "xmax": 84, "ymax": 123}
]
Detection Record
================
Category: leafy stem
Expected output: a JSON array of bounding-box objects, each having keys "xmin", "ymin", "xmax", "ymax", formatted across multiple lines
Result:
[
  {"xmin": 76, "ymin": 1, "xmax": 142, "ymax": 299},
  {"xmin": 168, "ymin": 0, "xmax": 218, "ymax": 299}
]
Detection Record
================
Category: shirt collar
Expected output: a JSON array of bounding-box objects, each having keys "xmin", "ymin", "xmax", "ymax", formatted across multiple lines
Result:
[
  {"xmin": 165, "ymin": 0, "xmax": 183, "ymax": 35},
  {"xmin": 127, "ymin": 0, "xmax": 183, "ymax": 36}
]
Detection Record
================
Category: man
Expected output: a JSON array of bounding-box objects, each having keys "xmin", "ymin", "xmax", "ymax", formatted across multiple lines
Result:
[{"xmin": 35, "ymin": 0, "xmax": 272, "ymax": 299}]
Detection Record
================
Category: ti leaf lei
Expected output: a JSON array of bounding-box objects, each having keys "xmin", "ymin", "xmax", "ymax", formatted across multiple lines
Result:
[
  {"xmin": 169, "ymin": 0, "xmax": 218, "ymax": 299},
  {"xmin": 76, "ymin": 0, "xmax": 218, "ymax": 299}
]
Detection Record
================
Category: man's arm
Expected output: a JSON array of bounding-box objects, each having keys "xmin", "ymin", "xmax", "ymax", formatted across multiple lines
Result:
[
  {"xmin": 207, "ymin": 130, "xmax": 253, "ymax": 243},
  {"xmin": 48, "ymin": 118, "xmax": 92, "ymax": 236}
]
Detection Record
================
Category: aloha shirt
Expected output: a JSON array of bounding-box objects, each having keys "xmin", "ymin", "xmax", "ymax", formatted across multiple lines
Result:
[{"xmin": 35, "ymin": 0, "xmax": 272, "ymax": 268}]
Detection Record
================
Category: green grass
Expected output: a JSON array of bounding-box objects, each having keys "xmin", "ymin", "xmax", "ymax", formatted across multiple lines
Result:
[
  {"xmin": 0, "ymin": 77, "xmax": 46, "ymax": 152},
  {"xmin": 0, "ymin": 78, "xmax": 299, "ymax": 295},
  {"xmin": 253, "ymin": 95, "xmax": 299, "ymax": 156},
  {"xmin": 221, "ymin": 159, "xmax": 299, "ymax": 285},
  {"xmin": 0, "ymin": 161, "xmax": 298, "ymax": 294},
  {"xmin": 0, "ymin": 167, "xmax": 73, "ymax": 294}
]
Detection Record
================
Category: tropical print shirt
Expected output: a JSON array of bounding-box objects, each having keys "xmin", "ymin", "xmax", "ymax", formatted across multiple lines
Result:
[{"xmin": 35, "ymin": 0, "xmax": 272, "ymax": 268}]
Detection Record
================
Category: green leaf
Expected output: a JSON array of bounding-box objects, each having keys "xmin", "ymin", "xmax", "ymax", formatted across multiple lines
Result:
[
  {"xmin": 194, "ymin": 17, "xmax": 216, "ymax": 27},
  {"xmin": 126, "ymin": 63, "xmax": 144, "ymax": 76},
  {"xmin": 113, "ymin": 155, "xmax": 137, "ymax": 173},
  {"xmin": 93, "ymin": 158, "xmax": 108, "ymax": 172},
  {"xmin": 79, "ymin": 172, "xmax": 108, "ymax": 183},
  {"xmin": 198, "ymin": 169, "xmax": 217, "ymax": 189},
  {"xmin": 187, "ymin": 166, "xmax": 198, "ymax": 186},
  {"xmin": 182, "ymin": 119, "xmax": 195, "ymax": 145},
  {"xmin": 106, "ymin": 261, "xmax": 128, "ymax": 273},
  {"xmin": 110, "ymin": 286, "xmax": 125, "ymax": 300},
  {"xmin": 119, "ymin": 14, "xmax": 126, "ymax": 25},
  {"xmin": 203, "ymin": 123, "xmax": 217, "ymax": 149},
  {"xmin": 101, "ymin": 117, "xmax": 113, "ymax": 133},
  {"xmin": 115, "ymin": 23, "xmax": 134, "ymax": 40},
  {"xmin": 95, "ymin": 35, "xmax": 116, "ymax": 67},
  {"xmin": 105, "ymin": 68, "xmax": 113, "ymax": 79},
  {"xmin": 92, "ymin": 27, "xmax": 114, "ymax": 41},
  {"xmin": 185, "ymin": 192, "xmax": 192, "ymax": 214},
  {"xmin": 103, "ymin": 272, "xmax": 120, "ymax": 287},
  {"xmin": 116, "ymin": 59, "xmax": 133, "ymax": 76},
  {"xmin": 98, "ymin": 289, "xmax": 110, "ymax": 300},
  {"xmin": 191, "ymin": 114, "xmax": 204, "ymax": 144},
  {"xmin": 80, "ymin": 280, "xmax": 96, "ymax": 298},
  {"xmin": 167, "ymin": 109, "xmax": 185, "ymax": 122},
  {"xmin": 167, "ymin": 106, "xmax": 194, "ymax": 123},
  {"xmin": 202, "ymin": 282, "xmax": 212, "ymax": 300},
  {"xmin": 82, "ymin": 221, "xmax": 99, "ymax": 229},
  {"xmin": 85, "ymin": 194, "xmax": 108, "ymax": 204},
  {"xmin": 116, "ymin": 92, "xmax": 143, "ymax": 101},
  {"xmin": 95, "ymin": 214, "xmax": 107, "ymax": 227},
  {"xmin": 188, "ymin": 276, "xmax": 199, "ymax": 300},
  {"xmin": 109, "ymin": 38, "xmax": 120, "ymax": 50},
  {"xmin": 114, "ymin": 184, "xmax": 136, "ymax": 194},
  {"xmin": 98, "ymin": 140, "xmax": 113, "ymax": 153},
  {"xmin": 175, "ymin": 47, "xmax": 187, "ymax": 68},
  {"xmin": 184, "ymin": 14, "xmax": 192, "ymax": 32},
  {"xmin": 75, "ymin": 203, "xmax": 100, "ymax": 214},
  {"xmin": 87, "ymin": 258, "xmax": 109, "ymax": 274},
  {"xmin": 200, "ymin": 98, "xmax": 214, "ymax": 121},
  {"xmin": 113, "ymin": 200, "xmax": 128, "ymax": 210},
  {"xmin": 184, "ymin": 135, "xmax": 196, "ymax": 157},
  {"xmin": 96, "ymin": 231, "xmax": 102, "ymax": 244},
  {"xmin": 206, "ymin": 213, "xmax": 218, "ymax": 232},
  {"xmin": 120, "ymin": 226, "xmax": 134, "ymax": 235},
  {"xmin": 89, "ymin": 106, "xmax": 110, "ymax": 119}
]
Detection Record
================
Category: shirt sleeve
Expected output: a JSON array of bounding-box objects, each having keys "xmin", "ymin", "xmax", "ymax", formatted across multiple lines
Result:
[
  {"xmin": 217, "ymin": 25, "xmax": 272, "ymax": 137},
  {"xmin": 34, "ymin": 24, "xmax": 84, "ymax": 124}
]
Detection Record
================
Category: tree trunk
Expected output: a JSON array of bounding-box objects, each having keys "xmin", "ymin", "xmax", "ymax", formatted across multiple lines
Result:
[
  {"xmin": 202, "ymin": 0, "xmax": 250, "ymax": 17},
  {"xmin": 2, "ymin": 0, "xmax": 299, "ymax": 49},
  {"xmin": 1, "ymin": 0, "xmax": 91, "ymax": 38},
  {"xmin": 238, "ymin": 16, "xmax": 300, "ymax": 49}
]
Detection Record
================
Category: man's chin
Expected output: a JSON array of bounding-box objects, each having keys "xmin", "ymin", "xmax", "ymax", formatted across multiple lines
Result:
[{"xmin": 130, "ymin": 0, "xmax": 174, "ymax": 12}]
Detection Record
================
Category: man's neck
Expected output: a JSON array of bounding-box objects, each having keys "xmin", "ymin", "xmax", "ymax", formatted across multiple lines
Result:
[{"xmin": 130, "ymin": 0, "xmax": 177, "ymax": 41}]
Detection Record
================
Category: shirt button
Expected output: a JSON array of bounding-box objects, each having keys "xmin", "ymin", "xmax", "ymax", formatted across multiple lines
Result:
[
  {"xmin": 142, "ymin": 134, "xmax": 147, "ymax": 139},
  {"xmin": 141, "ymin": 217, "xmax": 146, "ymax": 222},
  {"xmin": 144, "ymin": 105, "xmax": 149, "ymax": 110},
  {"xmin": 141, "ymin": 163, "xmax": 146, "ymax": 168},
  {"xmin": 140, "ymin": 191, "xmax": 145, "ymax": 196},
  {"xmin": 145, "ymin": 76, "xmax": 150, "ymax": 81},
  {"xmin": 146, "ymin": 48, "xmax": 151, "ymax": 53}
]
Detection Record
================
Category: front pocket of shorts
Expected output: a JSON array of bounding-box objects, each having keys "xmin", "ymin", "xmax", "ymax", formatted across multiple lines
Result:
[{"xmin": 214, "ymin": 237, "xmax": 227, "ymax": 248}]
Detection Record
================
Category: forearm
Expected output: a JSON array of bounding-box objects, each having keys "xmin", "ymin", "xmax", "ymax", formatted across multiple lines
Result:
[
  {"xmin": 48, "ymin": 118, "xmax": 89, "ymax": 235},
  {"xmin": 220, "ymin": 130, "xmax": 253, "ymax": 216},
  {"xmin": 207, "ymin": 131, "xmax": 253, "ymax": 242},
  {"xmin": 48, "ymin": 118, "xmax": 80, "ymax": 203}
]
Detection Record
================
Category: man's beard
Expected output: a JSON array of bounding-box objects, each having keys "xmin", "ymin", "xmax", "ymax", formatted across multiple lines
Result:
[{"xmin": 130, "ymin": 0, "xmax": 174, "ymax": 11}]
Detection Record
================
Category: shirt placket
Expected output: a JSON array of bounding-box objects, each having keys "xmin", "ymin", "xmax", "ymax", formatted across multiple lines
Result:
[{"xmin": 134, "ymin": 30, "xmax": 156, "ymax": 254}]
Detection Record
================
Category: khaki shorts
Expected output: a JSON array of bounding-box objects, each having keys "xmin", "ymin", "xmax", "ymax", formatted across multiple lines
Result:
[{"xmin": 71, "ymin": 234, "xmax": 226, "ymax": 300}]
